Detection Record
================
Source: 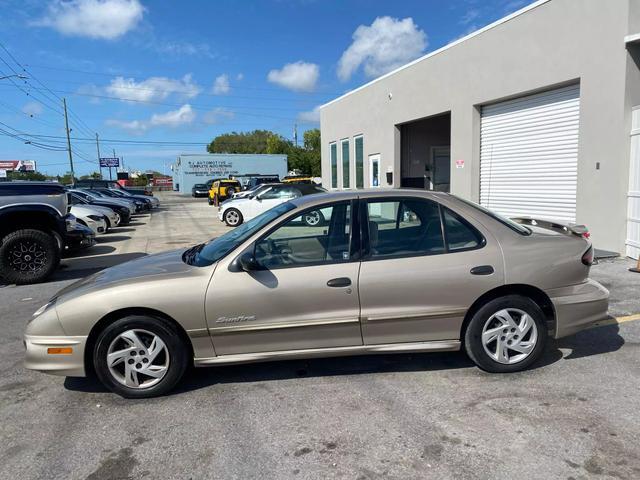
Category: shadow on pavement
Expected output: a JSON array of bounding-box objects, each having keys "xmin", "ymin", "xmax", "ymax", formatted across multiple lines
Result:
[
  {"xmin": 96, "ymin": 235, "xmax": 131, "ymax": 243},
  {"xmin": 64, "ymin": 245, "xmax": 116, "ymax": 257},
  {"xmin": 110, "ymin": 227, "xmax": 136, "ymax": 233},
  {"xmin": 53, "ymin": 252, "xmax": 147, "ymax": 281},
  {"xmin": 63, "ymin": 323, "xmax": 625, "ymax": 396}
]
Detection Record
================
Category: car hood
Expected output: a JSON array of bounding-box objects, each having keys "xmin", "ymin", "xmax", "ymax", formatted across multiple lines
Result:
[
  {"xmin": 222, "ymin": 198, "xmax": 252, "ymax": 209},
  {"xmin": 54, "ymin": 248, "xmax": 197, "ymax": 302},
  {"xmin": 70, "ymin": 205, "xmax": 103, "ymax": 217}
]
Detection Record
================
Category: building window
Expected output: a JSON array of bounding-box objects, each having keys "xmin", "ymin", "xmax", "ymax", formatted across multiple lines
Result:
[
  {"xmin": 341, "ymin": 139, "xmax": 350, "ymax": 188},
  {"xmin": 330, "ymin": 142, "xmax": 338, "ymax": 189},
  {"xmin": 355, "ymin": 136, "xmax": 364, "ymax": 189}
]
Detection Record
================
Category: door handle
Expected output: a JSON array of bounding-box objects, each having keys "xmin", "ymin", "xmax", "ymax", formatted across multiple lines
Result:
[
  {"xmin": 470, "ymin": 265, "xmax": 494, "ymax": 275},
  {"xmin": 327, "ymin": 277, "xmax": 352, "ymax": 287}
]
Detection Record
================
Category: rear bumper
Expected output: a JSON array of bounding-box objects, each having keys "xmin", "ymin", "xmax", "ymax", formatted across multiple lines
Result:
[
  {"xmin": 547, "ymin": 279, "xmax": 610, "ymax": 339},
  {"xmin": 24, "ymin": 334, "xmax": 87, "ymax": 377}
]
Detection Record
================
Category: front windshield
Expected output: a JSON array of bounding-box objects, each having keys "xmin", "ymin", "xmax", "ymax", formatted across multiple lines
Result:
[{"xmin": 190, "ymin": 202, "xmax": 296, "ymax": 266}]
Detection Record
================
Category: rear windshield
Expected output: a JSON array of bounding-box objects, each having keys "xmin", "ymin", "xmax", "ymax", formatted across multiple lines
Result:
[{"xmin": 452, "ymin": 195, "xmax": 531, "ymax": 236}]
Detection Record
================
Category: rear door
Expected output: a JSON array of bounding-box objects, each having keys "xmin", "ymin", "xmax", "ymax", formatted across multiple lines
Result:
[{"xmin": 358, "ymin": 196, "xmax": 504, "ymax": 344}]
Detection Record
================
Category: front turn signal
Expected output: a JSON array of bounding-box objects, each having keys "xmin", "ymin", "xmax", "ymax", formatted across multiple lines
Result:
[{"xmin": 47, "ymin": 347, "xmax": 73, "ymax": 355}]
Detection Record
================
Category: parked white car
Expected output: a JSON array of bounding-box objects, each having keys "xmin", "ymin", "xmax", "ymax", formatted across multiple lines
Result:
[
  {"xmin": 70, "ymin": 205, "xmax": 109, "ymax": 235},
  {"xmin": 218, "ymin": 183, "xmax": 326, "ymax": 226}
]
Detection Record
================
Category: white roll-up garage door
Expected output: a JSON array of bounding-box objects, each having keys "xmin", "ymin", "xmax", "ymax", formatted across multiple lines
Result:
[{"xmin": 480, "ymin": 83, "xmax": 580, "ymax": 222}]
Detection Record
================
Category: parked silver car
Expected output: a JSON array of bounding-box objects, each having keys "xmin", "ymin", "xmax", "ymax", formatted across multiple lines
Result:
[{"xmin": 25, "ymin": 190, "xmax": 609, "ymax": 398}]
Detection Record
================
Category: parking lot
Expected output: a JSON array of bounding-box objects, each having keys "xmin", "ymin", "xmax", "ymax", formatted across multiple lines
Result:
[{"xmin": 2, "ymin": 191, "xmax": 640, "ymax": 480}]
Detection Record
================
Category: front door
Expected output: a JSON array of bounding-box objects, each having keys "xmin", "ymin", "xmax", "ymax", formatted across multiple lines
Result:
[
  {"xmin": 206, "ymin": 200, "xmax": 363, "ymax": 355},
  {"xmin": 358, "ymin": 196, "xmax": 504, "ymax": 344}
]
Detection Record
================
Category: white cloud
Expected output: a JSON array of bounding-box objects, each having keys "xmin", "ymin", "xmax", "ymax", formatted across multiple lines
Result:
[
  {"xmin": 155, "ymin": 41, "xmax": 216, "ymax": 59},
  {"xmin": 461, "ymin": 8, "xmax": 480, "ymax": 25},
  {"xmin": 34, "ymin": 0, "xmax": 144, "ymax": 40},
  {"xmin": 105, "ymin": 118, "xmax": 148, "ymax": 134},
  {"xmin": 106, "ymin": 104, "xmax": 196, "ymax": 133},
  {"xmin": 22, "ymin": 102, "xmax": 43, "ymax": 117},
  {"xmin": 212, "ymin": 74, "xmax": 230, "ymax": 95},
  {"xmin": 202, "ymin": 107, "xmax": 235, "ymax": 125},
  {"xmin": 105, "ymin": 74, "xmax": 201, "ymax": 102},
  {"xmin": 297, "ymin": 106, "xmax": 320, "ymax": 124},
  {"xmin": 337, "ymin": 16, "xmax": 427, "ymax": 82},
  {"xmin": 149, "ymin": 104, "xmax": 196, "ymax": 128},
  {"xmin": 267, "ymin": 61, "xmax": 319, "ymax": 92},
  {"xmin": 236, "ymin": 73, "xmax": 244, "ymax": 81}
]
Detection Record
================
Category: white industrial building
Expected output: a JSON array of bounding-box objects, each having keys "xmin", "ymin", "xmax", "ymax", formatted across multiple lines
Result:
[{"xmin": 320, "ymin": 0, "xmax": 640, "ymax": 257}]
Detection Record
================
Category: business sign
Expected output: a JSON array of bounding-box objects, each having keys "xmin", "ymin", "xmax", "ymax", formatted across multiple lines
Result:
[
  {"xmin": 99, "ymin": 157, "xmax": 120, "ymax": 168},
  {"xmin": 455, "ymin": 159, "xmax": 465, "ymax": 169},
  {"xmin": 152, "ymin": 177, "xmax": 173, "ymax": 187},
  {"xmin": 0, "ymin": 160, "xmax": 36, "ymax": 172}
]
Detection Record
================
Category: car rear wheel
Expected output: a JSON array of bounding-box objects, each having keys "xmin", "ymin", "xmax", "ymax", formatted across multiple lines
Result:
[
  {"xmin": 464, "ymin": 295, "xmax": 547, "ymax": 373},
  {"xmin": 93, "ymin": 315, "xmax": 189, "ymax": 398},
  {"xmin": 0, "ymin": 229, "xmax": 60, "ymax": 285},
  {"xmin": 224, "ymin": 208, "xmax": 243, "ymax": 227}
]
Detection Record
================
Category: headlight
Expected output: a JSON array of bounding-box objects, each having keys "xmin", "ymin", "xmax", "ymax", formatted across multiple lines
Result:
[
  {"xmin": 87, "ymin": 215, "xmax": 103, "ymax": 221},
  {"xmin": 65, "ymin": 214, "xmax": 77, "ymax": 231},
  {"xmin": 33, "ymin": 298, "xmax": 57, "ymax": 317}
]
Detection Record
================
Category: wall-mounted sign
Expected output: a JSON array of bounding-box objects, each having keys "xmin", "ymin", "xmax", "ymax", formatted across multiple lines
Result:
[
  {"xmin": 99, "ymin": 157, "xmax": 120, "ymax": 168},
  {"xmin": 455, "ymin": 159, "xmax": 465, "ymax": 169}
]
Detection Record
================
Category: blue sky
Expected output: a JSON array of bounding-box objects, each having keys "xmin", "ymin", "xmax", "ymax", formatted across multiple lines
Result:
[{"xmin": 0, "ymin": 0, "xmax": 532, "ymax": 176}]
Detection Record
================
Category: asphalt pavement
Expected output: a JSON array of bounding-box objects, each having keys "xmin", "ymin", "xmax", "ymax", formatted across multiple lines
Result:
[{"xmin": 1, "ymin": 192, "xmax": 639, "ymax": 480}]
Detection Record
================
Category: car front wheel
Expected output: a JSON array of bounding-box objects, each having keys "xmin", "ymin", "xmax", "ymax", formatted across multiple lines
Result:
[
  {"xmin": 93, "ymin": 315, "xmax": 189, "ymax": 398},
  {"xmin": 0, "ymin": 229, "xmax": 60, "ymax": 285},
  {"xmin": 224, "ymin": 208, "xmax": 243, "ymax": 227},
  {"xmin": 464, "ymin": 295, "xmax": 547, "ymax": 373}
]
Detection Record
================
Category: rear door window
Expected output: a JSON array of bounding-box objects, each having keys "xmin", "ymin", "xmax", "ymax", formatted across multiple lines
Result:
[{"xmin": 366, "ymin": 199, "xmax": 445, "ymax": 258}]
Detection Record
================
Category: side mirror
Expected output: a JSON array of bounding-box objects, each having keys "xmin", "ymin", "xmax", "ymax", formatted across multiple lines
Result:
[{"xmin": 237, "ymin": 251, "xmax": 261, "ymax": 272}]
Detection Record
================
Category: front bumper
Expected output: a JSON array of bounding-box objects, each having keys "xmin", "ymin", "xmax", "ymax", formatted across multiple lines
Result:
[
  {"xmin": 24, "ymin": 334, "xmax": 87, "ymax": 377},
  {"xmin": 548, "ymin": 279, "xmax": 610, "ymax": 339},
  {"xmin": 217, "ymin": 208, "xmax": 224, "ymax": 221}
]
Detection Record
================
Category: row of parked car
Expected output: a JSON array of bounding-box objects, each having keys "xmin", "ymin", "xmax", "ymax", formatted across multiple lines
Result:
[{"xmin": 0, "ymin": 179, "xmax": 159, "ymax": 285}]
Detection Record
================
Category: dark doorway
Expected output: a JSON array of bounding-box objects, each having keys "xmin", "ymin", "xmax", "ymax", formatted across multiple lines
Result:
[{"xmin": 400, "ymin": 112, "xmax": 451, "ymax": 191}]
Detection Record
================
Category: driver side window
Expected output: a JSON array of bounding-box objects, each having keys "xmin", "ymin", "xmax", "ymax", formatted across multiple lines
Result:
[{"xmin": 255, "ymin": 202, "xmax": 351, "ymax": 269}]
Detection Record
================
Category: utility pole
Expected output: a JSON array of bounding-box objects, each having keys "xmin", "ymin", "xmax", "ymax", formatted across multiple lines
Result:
[
  {"xmin": 63, "ymin": 98, "xmax": 75, "ymax": 183},
  {"xmin": 110, "ymin": 148, "xmax": 117, "ymax": 181},
  {"xmin": 293, "ymin": 123, "xmax": 298, "ymax": 147},
  {"xmin": 95, "ymin": 133, "xmax": 102, "ymax": 179}
]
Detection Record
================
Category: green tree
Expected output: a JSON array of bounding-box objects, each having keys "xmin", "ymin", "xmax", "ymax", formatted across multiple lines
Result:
[
  {"xmin": 266, "ymin": 133, "xmax": 292, "ymax": 154},
  {"xmin": 207, "ymin": 130, "xmax": 276, "ymax": 154},
  {"xmin": 80, "ymin": 172, "xmax": 102, "ymax": 180},
  {"xmin": 56, "ymin": 171, "xmax": 75, "ymax": 185},
  {"xmin": 7, "ymin": 171, "xmax": 48, "ymax": 181}
]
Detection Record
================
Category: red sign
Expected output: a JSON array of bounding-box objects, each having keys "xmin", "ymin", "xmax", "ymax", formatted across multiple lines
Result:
[
  {"xmin": 152, "ymin": 177, "xmax": 173, "ymax": 186},
  {"xmin": 455, "ymin": 159, "xmax": 465, "ymax": 169},
  {"xmin": 0, "ymin": 160, "xmax": 36, "ymax": 171}
]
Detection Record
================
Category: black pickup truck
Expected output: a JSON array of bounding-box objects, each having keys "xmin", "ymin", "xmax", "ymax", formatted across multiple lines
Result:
[{"xmin": 0, "ymin": 182, "xmax": 94, "ymax": 284}]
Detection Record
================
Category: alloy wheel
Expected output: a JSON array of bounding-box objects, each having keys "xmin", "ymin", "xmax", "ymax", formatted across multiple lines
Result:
[
  {"xmin": 225, "ymin": 210, "xmax": 240, "ymax": 226},
  {"xmin": 481, "ymin": 308, "xmax": 538, "ymax": 365},
  {"xmin": 304, "ymin": 211, "xmax": 321, "ymax": 226},
  {"xmin": 8, "ymin": 241, "xmax": 47, "ymax": 274},
  {"xmin": 107, "ymin": 329, "xmax": 170, "ymax": 389}
]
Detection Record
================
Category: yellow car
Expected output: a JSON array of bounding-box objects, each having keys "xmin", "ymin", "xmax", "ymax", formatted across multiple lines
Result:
[
  {"xmin": 282, "ymin": 176, "xmax": 314, "ymax": 184},
  {"xmin": 208, "ymin": 179, "xmax": 241, "ymax": 205}
]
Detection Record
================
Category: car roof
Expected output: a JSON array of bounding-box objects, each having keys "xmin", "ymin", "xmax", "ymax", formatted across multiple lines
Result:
[{"xmin": 289, "ymin": 189, "xmax": 450, "ymax": 207}]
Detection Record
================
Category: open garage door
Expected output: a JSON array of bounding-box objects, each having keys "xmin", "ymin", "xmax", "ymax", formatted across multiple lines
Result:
[{"xmin": 480, "ymin": 84, "xmax": 580, "ymax": 222}]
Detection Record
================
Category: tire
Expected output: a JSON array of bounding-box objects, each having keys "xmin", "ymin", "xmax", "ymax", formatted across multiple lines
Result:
[
  {"xmin": 226, "ymin": 187, "xmax": 236, "ymax": 197},
  {"xmin": 93, "ymin": 315, "xmax": 189, "ymax": 399},
  {"xmin": 303, "ymin": 210, "xmax": 324, "ymax": 227},
  {"xmin": 464, "ymin": 295, "xmax": 547, "ymax": 373},
  {"xmin": 224, "ymin": 208, "xmax": 243, "ymax": 227},
  {"xmin": 0, "ymin": 229, "xmax": 60, "ymax": 285}
]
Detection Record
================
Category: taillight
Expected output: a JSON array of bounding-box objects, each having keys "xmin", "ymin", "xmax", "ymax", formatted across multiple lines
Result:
[{"xmin": 582, "ymin": 246, "xmax": 594, "ymax": 266}]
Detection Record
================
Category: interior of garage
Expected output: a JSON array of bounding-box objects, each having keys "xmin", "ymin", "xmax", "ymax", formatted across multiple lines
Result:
[{"xmin": 399, "ymin": 112, "xmax": 451, "ymax": 191}]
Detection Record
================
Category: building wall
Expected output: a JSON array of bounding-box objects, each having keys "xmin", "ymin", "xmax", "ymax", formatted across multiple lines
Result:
[
  {"xmin": 172, "ymin": 154, "xmax": 288, "ymax": 194},
  {"xmin": 320, "ymin": 0, "xmax": 640, "ymax": 253}
]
